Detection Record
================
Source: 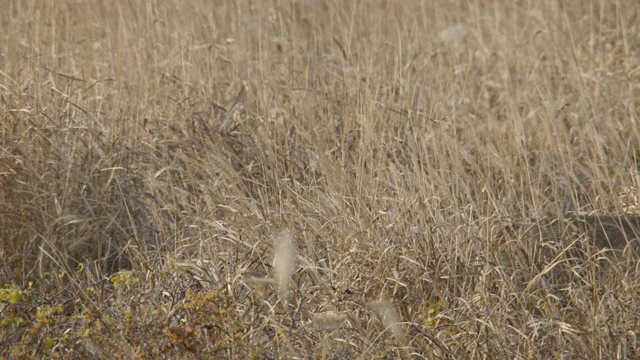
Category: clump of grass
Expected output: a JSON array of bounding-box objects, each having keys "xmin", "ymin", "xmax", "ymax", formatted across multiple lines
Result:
[
  {"xmin": 1, "ymin": 1, "xmax": 640, "ymax": 358},
  {"xmin": 273, "ymin": 229, "xmax": 295, "ymax": 298}
]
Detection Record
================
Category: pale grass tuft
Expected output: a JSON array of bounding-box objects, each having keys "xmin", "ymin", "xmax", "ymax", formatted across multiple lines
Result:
[
  {"xmin": 367, "ymin": 300, "xmax": 406, "ymax": 344},
  {"xmin": 273, "ymin": 229, "xmax": 295, "ymax": 297},
  {"xmin": 1, "ymin": 1, "xmax": 639, "ymax": 358},
  {"xmin": 312, "ymin": 311, "xmax": 348, "ymax": 330},
  {"xmin": 438, "ymin": 23, "xmax": 468, "ymax": 43}
]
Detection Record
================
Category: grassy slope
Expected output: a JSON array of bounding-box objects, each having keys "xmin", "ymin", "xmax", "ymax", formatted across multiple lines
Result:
[{"xmin": 1, "ymin": 1, "xmax": 639, "ymax": 358}]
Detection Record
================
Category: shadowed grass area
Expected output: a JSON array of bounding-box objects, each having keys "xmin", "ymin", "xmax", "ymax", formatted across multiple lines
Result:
[{"xmin": 1, "ymin": 1, "xmax": 640, "ymax": 358}]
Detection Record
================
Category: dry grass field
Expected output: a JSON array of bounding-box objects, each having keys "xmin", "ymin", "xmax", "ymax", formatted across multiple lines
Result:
[{"xmin": 1, "ymin": 1, "xmax": 640, "ymax": 358}]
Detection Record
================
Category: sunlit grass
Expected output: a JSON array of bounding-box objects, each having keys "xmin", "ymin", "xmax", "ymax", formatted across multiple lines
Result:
[{"xmin": 1, "ymin": 1, "xmax": 639, "ymax": 358}]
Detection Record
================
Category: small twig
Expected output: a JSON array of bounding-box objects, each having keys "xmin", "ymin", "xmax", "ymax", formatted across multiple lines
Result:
[
  {"xmin": 410, "ymin": 323, "xmax": 455, "ymax": 358},
  {"xmin": 218, "ymin": 85, "xmax": 245, "ymax": 135}
]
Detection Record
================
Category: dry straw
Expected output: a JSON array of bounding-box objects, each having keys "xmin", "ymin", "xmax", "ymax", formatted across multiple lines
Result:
[
  {"xmin": 2, "ymin": 1, "xmax": 639, "ymax": 358},
  {"xmin": 312, "ymin": 311, "xmax": 348, "ymax": 330},
  {"xmin": 273, "ymin": 229, "xmax": 296, "ymax": 298},
  {"xmin": 367, "ymin": 300, "xmax": 406, "ymax": 344}
]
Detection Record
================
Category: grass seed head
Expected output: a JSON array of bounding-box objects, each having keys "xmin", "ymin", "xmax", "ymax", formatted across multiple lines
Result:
[{"xmin": 273, "ymin": 229, "xmax": 295, "ymax": 298}]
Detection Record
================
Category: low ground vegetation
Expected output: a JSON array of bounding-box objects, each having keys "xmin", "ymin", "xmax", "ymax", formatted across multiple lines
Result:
[{"xmin": 1, "ymin": 1, "xmax": 640, "ymax": 358}]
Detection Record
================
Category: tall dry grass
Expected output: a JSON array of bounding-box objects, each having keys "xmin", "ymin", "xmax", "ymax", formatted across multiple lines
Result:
[{"xmin": 1, "ymin": 1, "xmax": 639, "ymax": 358}]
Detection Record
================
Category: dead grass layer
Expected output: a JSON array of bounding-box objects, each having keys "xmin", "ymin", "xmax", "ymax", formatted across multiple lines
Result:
[{"xmin": 1, "ymin": 1, "xmax": 640, "ymax": 359}]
